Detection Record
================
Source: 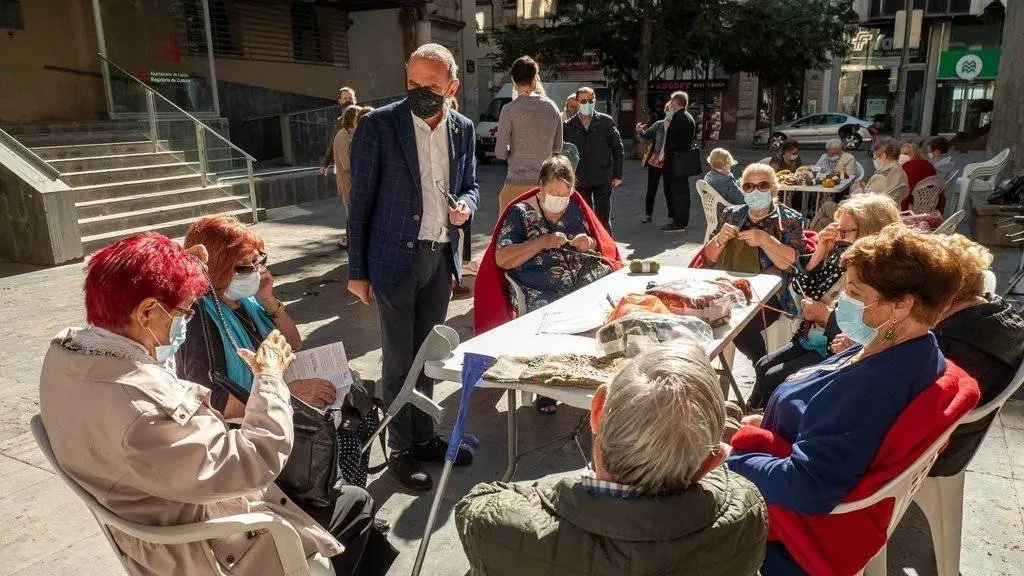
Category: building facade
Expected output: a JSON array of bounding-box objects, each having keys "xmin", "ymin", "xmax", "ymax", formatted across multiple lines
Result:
[{"xmin": 838, "ymin": 0, "xmax": 1006, "ymax": 139}]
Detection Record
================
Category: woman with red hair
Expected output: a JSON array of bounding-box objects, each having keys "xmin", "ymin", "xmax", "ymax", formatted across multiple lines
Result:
[
  {"xmin": 177, "ymin": 215, "xmax": 334, "ymax": 418},
  {"xmin": 38, "ymin": 232, "xmax": 362, "ymax": 575}
]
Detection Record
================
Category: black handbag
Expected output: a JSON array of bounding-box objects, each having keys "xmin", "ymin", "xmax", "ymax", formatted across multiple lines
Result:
[
  {"xmin": 337, "ymin": 379, "xmax": 388, "ymax": 488},
  {"xmin": 673, "ymin": 147, "xmax": 704, "ymax": 178},
  {"xmin": 200, "ymin": 295, "xmax": 342, "ymax": 508}
]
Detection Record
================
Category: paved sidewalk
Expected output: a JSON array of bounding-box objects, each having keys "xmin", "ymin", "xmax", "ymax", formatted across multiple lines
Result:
[{"xmin": 1, "ymin": 152, "xmax": 1022, "ymax": 575}]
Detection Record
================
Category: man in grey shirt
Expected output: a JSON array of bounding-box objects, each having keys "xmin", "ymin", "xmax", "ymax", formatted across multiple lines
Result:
[{"xmin": 495, "ymin": 56, "xmax": 563, "ymax": 212}]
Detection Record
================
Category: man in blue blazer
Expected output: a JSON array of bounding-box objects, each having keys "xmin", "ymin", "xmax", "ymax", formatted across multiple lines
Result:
[{"xmin": 347, "ymin": 44, "xmax": 479, "ymax": 490}]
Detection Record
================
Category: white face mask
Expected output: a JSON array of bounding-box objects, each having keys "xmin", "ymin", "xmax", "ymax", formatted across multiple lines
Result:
[
  {"xmin": 898, "ymin": 153, "xmax": 911, "ymax": 165},
  {"xmin": 225, "ymin": 271, "xmax": 261, "ymax": 300},
  {"xmin": 541, "ymin": 193, "xmax": 571, "ymax": 214}
]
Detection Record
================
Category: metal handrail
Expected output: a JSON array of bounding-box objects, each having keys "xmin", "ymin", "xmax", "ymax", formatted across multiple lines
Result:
[
  {"xmin": 97, "ymin": 53, "xmax": 258, "ymax": 223},
  {"xmin": 0, "ymin": 128, "xmax": 61, "ymax": 180},
  {"xmin": 97, "ymin": 53, "xmax": 255, "ymax": 162}
]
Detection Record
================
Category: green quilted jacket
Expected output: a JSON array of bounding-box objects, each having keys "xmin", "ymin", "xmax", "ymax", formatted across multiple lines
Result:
[{"xmin": 455, "ymin": 466, "xmax": 766, "ymax": 576}]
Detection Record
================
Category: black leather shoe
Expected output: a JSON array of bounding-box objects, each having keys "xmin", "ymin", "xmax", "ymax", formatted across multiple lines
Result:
[
  {"xmin": 373, "ymin": 517, "xmax": 391, "ymax": 534},
  {"xmin": 412, "ymin": 435, "xmax": 474, "ymax": 466},
  {"xmin": 388, "ymin": 451, "xmax": 432, "ymax": 491}
]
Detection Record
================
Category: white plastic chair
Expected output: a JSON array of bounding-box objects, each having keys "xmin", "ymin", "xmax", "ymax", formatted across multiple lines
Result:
[
  {"xmin": 504, "ymin": 272, "xmax": 528, "ymax": 317},
  {"xmin": 695, "ymin": 179, "xmax": 730, "ymax": 243},
  {"xmin": 885, "ymin": 183, "xmax": 909, "ymax": 205},
  {"xmin": 855, "ymin": 161, "xmax": 866, "ymax": 183},
  {"xmin": 830, "ymin": 414, "xmax": 968, "ymax": 576},
  {"xmin": 31, "ymin": 415, "xmax": 335, "ymax": 576},
  {"xmin": 909, "ymin": 175, "xmax": 944, "ymax": 214},
  {"xmin": 933, "ymin": 210, "xmax": 966, "ymax": 235},
  {"xmin": 912, "ymin": 360, "xmax": 1024, "ymax": 576},
  {"xmin": 953, "ymin": 148, "xmax": 1011, "ymax": 213},
  {"xmin": 757, "ymin": 156, "xmax": 772, "ymax": 165},
  {"xmin": 941, "ymin": 168, "xmax": 960, "ymax": 199}
]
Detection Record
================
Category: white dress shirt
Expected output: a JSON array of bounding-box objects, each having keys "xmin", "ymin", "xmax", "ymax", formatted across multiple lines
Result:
[{"xmin": 412, "ymin": 111, "xmax": 451, "ymax": 243}]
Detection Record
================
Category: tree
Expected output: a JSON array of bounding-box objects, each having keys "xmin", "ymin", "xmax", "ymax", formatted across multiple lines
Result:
[{"xmin": 714, "ymin": 0, "xmax": 857, "ymax": 146}]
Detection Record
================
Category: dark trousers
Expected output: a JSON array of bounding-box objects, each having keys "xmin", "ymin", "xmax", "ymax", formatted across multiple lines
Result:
[
  {"xmin": 748, "ymin": 341, "xmax": 821, "ymax": 409},
  {"xmin": 461, "ymin": 218, "xmax": 472, "ymax": 262},
  {"xmin": 663, "ymin": 171, "xmax": 692, "ymax": 227},
  {"xmin": 578, "ymin": 183, "xmax": 613, "ymax": 232},
  {"xmin": 374, "ymin": 243, "xmax": 452, "ymax": 451},
  {"xmin": 644, "ymin": 165, "xmax": 664, "ymax": 217},
  {"xmin": 733, "ymin": 305, "xmax": 782, "ymax": 367},
  {"xmin": 301, "ymin": 485, "xmax": 396, "ymax": 576}
]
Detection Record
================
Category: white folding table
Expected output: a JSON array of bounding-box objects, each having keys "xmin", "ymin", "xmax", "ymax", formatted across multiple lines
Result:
[
  {"xmin": 424, "ymin": 266, "xmax": 782, "ymax": 481},
  {"xmin": 778, "ymin": 176, "xmax": 856, "ymax": 215}
]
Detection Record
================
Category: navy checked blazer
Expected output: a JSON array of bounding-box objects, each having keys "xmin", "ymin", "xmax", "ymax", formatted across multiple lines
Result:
[{"xmin": 347, "ymin": 99, "xmax": 480, "ymax": 289}]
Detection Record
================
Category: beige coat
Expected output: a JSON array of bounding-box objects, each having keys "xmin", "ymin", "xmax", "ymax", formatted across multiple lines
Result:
[
  {"xmin": 333, "ymin": 128, "xmax": 354, "ymax": 203},
  {"xmin": 863, "ymin": 163, "xmax": 909, "ymax": 200},
  {"xmin": 39, "ymin": 327, "xmax": 342, "ymax": 576}
]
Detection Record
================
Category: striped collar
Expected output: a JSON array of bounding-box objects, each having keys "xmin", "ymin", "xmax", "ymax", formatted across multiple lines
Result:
[{"xmin": 579, "ymin": 471, "xmax": 646, "ymax": 499}]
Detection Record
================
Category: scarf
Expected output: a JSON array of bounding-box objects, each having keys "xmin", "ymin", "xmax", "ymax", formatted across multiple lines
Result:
[
  {"xmin": 200, "ymin": 295, "xmax": 276, "ymax": 392},
  {"xmin": 61, "ymin": 326, "xmax": 158, "ymax": 366}
]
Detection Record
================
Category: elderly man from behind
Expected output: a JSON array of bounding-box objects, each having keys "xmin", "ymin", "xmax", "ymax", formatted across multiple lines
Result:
[{"xmin": 455, "ymin": 343, "xmax": 767, "ymax": 576}]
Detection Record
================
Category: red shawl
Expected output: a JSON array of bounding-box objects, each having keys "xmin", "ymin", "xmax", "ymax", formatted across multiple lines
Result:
[
  {"xmin": 730, "ymin": 361, "xmax": 979, "ymax": 576},
  {"xmin": 473, "ymin": 187, "xmax": 622, "ymax": 335}
]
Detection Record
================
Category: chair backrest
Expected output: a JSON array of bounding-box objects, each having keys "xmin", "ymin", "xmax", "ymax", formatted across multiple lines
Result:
[
  {"xmin": 962, "ymin": 358, "xmax": 1024, "ymax": 424},
  {"xmin": 757, "ymin": 157, "xmax": 772, "ymax": 165},
  {"xmin": 958, "ymin": 148, "xmax": 1012, "ymax": 212},
  {"xmin": 886, "ymin": 183, "xmax": 908, "ymax": 205},
  {"xmin": 932, "ymin": 210, "xmax": 965, "ymax": 235},
  {"xmin": 695, "ymin": 179, "xmax": 729, "ymax": 243},
  {"xmin": 855, "ymin": 161, "xmax": 866, "ymax": 182},
  {"xmin": 386, "ymin": 325, "xmax": 455, "ymax": 424},
  {"xmin": 504, "ymin": 272, "xmax": 528, "ymax": 316},
  {"xmin": 941, "ymin": 168, "xmax": 960, "ymax": 193},
  {"xmin": 909, "ymin": 175, "xmax": 944, "ymax": 213},
  {"xmin": 31, "ymin": 415, "xmax": 141, "ymax": 571},
  {"xmin": 830, "ymin": 414, "xmax": 965, "ymax": 538}
]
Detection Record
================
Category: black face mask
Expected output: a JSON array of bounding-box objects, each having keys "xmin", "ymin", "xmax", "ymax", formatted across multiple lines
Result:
[{"xmin": 407, "ymin": 87, "xmax": 446, "ymax": 119}]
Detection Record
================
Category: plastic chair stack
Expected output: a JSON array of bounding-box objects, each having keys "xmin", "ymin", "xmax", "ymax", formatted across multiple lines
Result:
[{"xmin": 953, "ymin": 148, "xmax": 1011, "ymax": 214}]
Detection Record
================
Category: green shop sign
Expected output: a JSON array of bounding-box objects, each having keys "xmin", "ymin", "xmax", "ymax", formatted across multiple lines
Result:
[{"xmin": 938, "ymin": 50, "xmax": 1001, "ymax": 80}]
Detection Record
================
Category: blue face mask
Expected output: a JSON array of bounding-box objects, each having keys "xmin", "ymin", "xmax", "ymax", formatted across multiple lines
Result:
[
  {"xmin": 744, "ymin": 190, "xmax": 773, "ymax": 211},
  {"xmin": 835, "ymin": 292, "xmax": 879, "ymax": 346},
  {"xmin": 579, "ymin": 102, "xmax": 595, "ymax": 116},
  {"xmin": 148, "ymin": 304, "xmax": 188, "ymax": 363}
]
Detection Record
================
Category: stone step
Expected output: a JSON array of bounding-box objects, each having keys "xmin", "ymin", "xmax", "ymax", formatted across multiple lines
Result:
[
  {"xmin": 30, "ymin": 141, "xmax": 168, "ymax": 160},
  {"xmin": 75, "ymin": 185, "xmax": 237, "ymax": 219},
  {"xmin": 47, "ymin": 151, "xmax": 187, "ymax": 172},
  {"xmin": 1, "ymin": 120, "xmax": 149, "ymax": 136},
  {"xmin": 60, "ymin": 162, "xmax": 201, "ymax": 187},
  {"xmin": 78, "ymin": 195, "xmax": 252, "ymax": 238},
  {"xmin": 80, "ymin": 208, "xmax": 258, "ymax": 255},
  {"xmin": 71, "ymin": 173, "xmax": 215, "ymax": 202},
  {"xmin": 14, "ymin": 130, "xmax": 150, "ymax": 147}
]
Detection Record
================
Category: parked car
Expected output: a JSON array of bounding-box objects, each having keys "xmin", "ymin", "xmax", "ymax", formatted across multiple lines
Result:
[
  {"xmin": 753, "ymin": 113, "xmax": 876, "ymax": 151},
  {"xmin": 475, "ymin": 82, "xmax": 608, "ymax": 163}
]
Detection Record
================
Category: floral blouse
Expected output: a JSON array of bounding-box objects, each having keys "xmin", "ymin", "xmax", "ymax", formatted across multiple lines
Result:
[
  {"xmin": 712, "ymin": 202, "xmax": 807, "ymax": 313},
  {"xmin": 498, "ymin": 199, "xmax": 610, "ymax": 312}
]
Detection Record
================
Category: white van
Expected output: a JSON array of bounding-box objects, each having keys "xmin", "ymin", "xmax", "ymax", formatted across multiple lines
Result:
[{"xmin": 475, "ymin": 82, "xmax": 609, "ymax": 163}]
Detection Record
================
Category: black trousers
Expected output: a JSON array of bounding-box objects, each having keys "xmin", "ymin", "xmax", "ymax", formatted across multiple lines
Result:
[
  {"xmin": 374, "ymin": 243, "xmax": 452, "ymax": 451},
  {"xmin": 301, "ymin": 485, "xmax": 395, "ymax": 576},
  {"xmin": 461, "ymin": 218, "xmax": 472, "ymax": 262},
  {"xmin": 733, "ymin": 304, "xmax": 782, "ymax": 367},
  {"xmin": 645, "ymin": 165, "xmax": 664, "ymax": 217},
  {"xmin": 578, "ymin": 183, "xmax": 613, "ymax": 232},
  {"xmin": 663, "ymin": 170, "xmax": 691, "ymax": 227},
  {"xmin": 748, "ymin": 341, "xmax": 821, "ymax": 409}
]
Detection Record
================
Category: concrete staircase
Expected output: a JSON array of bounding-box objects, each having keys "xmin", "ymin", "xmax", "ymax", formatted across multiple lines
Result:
[{"xmin": 2, "ymin": 120, "xmax": 255, "ymax": 254}]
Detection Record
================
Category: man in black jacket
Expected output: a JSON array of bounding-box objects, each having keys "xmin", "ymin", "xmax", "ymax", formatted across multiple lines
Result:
[
  {"xmin": 563, "ymin": 86, "xmax": 624, "ymax": 232},
  {"xmin": 662, "ymin": 91, "xmax": 696, "ymax": 232}
]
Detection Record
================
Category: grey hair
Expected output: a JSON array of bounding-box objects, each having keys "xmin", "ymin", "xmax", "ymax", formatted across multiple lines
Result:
[
  {"xmin": 872, "ymin": 137, "xmax": 900, "ymax": 160},
  {"xmin": 596, "ymin": 342, "xmax": 724, "ymax": 493},
  {"xmin": 741, "ymin": 162, "xmax": 779, "ymax": 196},
  {"xmin": 410, "ymin": 43, "xmax": 459, "ymax": 80},
  {"xmin": 825, "ymin": 138, "xmax": 843, "ymax": 151}
]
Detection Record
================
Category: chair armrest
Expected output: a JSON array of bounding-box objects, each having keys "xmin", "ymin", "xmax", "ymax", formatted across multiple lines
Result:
[{"xmin": 94, "ymin": 510, "xmax": 311, "ymax": 575}]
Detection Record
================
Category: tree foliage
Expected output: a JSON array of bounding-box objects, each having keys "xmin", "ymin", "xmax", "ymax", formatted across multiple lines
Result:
[{"xmin": 490, "ymin": 0, "xmax": 857, "ymax": 90}]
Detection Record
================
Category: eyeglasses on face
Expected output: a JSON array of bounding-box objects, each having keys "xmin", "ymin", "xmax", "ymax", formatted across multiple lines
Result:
[
  {"xmin": 233, "ymin": 252, "xmax": 267, "ymax": 274},
  {"xmin": 741, "ymin": 181, "xmax": 773, "ymax": 192},
  {"xmin": 160, "ymin": 302, "xmax": 195, "ymax": 322}
]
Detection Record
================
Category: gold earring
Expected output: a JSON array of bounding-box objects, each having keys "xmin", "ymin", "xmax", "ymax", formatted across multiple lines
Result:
[{"xmin": 883, "ymin": 318, "xmax": 898, "ymax": 342}]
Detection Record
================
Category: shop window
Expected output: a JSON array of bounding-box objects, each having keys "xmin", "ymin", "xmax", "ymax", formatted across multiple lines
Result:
[{"xmin": 0, "ymin": 0, "xmax": 23, "ymax": 30}]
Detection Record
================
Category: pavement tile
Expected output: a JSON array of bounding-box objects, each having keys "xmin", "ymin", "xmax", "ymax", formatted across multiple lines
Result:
[
  {"xmin": 1001, "ymin": 427, "xmax": 1024, "ymax": 480},
  {"xmin": 0, "ymin": 455, "xmax": 49, "ymax": 500},
  {"xmin": 966, "ymin": 425, "xmax": 1014, "ymax": 479},
  {"xmin": 10, "ymin": 532, "xmax": 122, "ymax": 576},
  {"xmin": 999, "ymin": 399, "xmax": 1024, "ymax": 430}
]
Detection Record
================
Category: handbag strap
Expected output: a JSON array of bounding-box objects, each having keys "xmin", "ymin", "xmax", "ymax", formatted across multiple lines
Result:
[{"xmin": 366, "ymin": 398, "xmax": 388, "ymax": 475}]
